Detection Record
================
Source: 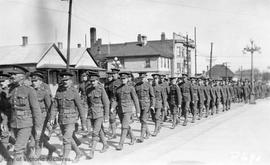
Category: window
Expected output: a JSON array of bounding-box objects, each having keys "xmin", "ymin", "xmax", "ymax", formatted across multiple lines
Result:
[
  {"xmin": 164, "ymin": 58, "xmax": 167, "ymax": 68},
  {"xmin": 145, "ymin": 58, "xmax": 151, "ymax": 68},
  {"xmin": 119, "ymin": 58, "xmax": 125, "ymax": 68},
  {"xmin": 177, "ymin": 46, "xmax": 181, "ymax": 57},
  {"xmin": 168, "ymin": 59, "xmax": 170, "ymax": 68},
  {"xmin": 177, "ymin": 62, "xmax": 181, "ymax": 72},
  {"xmin": 161, "ymin": 57, "xmax": 163, "ymax": 68}
]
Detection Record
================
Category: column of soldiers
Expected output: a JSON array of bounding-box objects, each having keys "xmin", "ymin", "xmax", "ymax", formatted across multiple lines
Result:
[{"xmin": 0, "ymin": 66, "xmax": 270, "ymax": 165}]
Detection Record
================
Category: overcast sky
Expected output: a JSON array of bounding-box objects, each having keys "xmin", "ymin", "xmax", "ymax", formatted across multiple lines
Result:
[{"xmin": 0, "ymin": 0, "xmax": 269, "ymax": 73}]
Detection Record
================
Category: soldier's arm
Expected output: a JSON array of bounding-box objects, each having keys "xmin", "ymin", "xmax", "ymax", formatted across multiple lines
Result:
[
  {"xmin": 28, "ymin": 88, "xmax": 42, "ymax": 130},
  {"xmin": 190, "ymin": 84, "xmax": 194, "ymax": 102},
  {"xmin": 74, "ymin": 91, "xmax": 86, "ymax": 126},
  {"xmin": 131, "ymin": 86, "xmax": 140, "ymax": 114},
  {"xmin": 176, "ymin": 86, "xmax": 182, "ymax": 106},
  {"xmin": 149, "ymin": 85, "xmax": 156, "ymax": 108},
  {"xmin": 101, "ymin": 87, "xmax": 110, "ymax": 119},
  {"xmin": 161, "ymin": 87, "xmax": 168, "ymax": 108}
]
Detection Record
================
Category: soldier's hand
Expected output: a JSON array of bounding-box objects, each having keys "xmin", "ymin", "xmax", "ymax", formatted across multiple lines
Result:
[
  {"xmin": 110, "ymin": 108, "xmax": 114, "ymax": 113},
  {"xmin": 136, "ymin": 112, "xmax": 140, "ymax": 119},
  {"xmin": 178, "ymin": 105, "xmax": 181, "ymax": 108},
  {"xmin": 0, "ymin": 123, "xmax": 8, "ymax": 132}
]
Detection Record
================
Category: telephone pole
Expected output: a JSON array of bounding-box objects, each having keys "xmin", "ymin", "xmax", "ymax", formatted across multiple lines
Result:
[
  {"xmin": 194, "ymin": 27, "xmax": 197, "ymax": 76},
  {"xmin": 186, "ymin": 34, "xmax": 189, "ymax": 76},
  {"xmin": 209, "ymin": 42, "xmax": 213, "ymax": 79},
  {"xmin": 66, "ymin": 0, "xmax": 72, "ymax": 71}
]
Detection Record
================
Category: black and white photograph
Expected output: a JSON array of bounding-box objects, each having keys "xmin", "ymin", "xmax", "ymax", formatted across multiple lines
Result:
[{"xmin": 0, "ymin": 0, "xmax": 269, "ymax": 165}]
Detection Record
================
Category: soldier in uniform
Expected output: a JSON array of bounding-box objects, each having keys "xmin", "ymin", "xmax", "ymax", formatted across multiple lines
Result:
[
  {"xmin": 190, "ymin": 77, "xmax": 199, "ymax": 123},
  {"xmin": 179, "ymin": 74, "xmax": 191, "ymax": 126},
  {"xmin": 8, "ymin": 69, "xmax": 42, "ymax": 164},
  {"xmin": 107, "ymin": 68, "xmax": 122, "ymax": 139},
  {"xmin": 168, "ymin": 76, "xmax": 182, "ymax": 129},
  {"xmin": 111, "ymin": 72, "xmax": 140, "ymax": 150},
  {"xmin": 0, "ymin": 74, "xmax": 13, "ymax": 163},
  {"xmin": 242, "ymin": 80, "xmax": 250, "ymax": 104},
  {"xmin": 220, "ymin": 80, "xmax": 228, "ymax": 111},
  {"xmin": 151, "ymin": 74, "xmax": 167, "ymax": 136},
  {"xmin": 215, "ymin": 80, "xmax": 222, "ymax": 114},
  {"xmin": 86, "ymin": 73, "xmax": 110, "ymax": 159},
  {"xmin": 159, "ymin": 74, "xmax": 170, "ymax": 122},
  {"xmin": 203, "ymin": 78, "xmax": 211, "ymax": 117},
  {"xmin": 197, "ymin": 77, "xmax": 205, "ymax": 120},
  {"xmin": 49, "ymin": 72, "xmax": 86, "ymax": 164},
  {"xmin": 135, "ymin": 72, "xmax": 155, "ymax": 143},
  {"xmin": 30, "ymin": 72, "xmax": 58, "ymax": 159},
  {"xmin": 209, "ymin": 79, "xmax": 217, "ymax": 115},
  {"xmin": 226, "ymin": 80, "xmax": 232, "ymax": 110}
]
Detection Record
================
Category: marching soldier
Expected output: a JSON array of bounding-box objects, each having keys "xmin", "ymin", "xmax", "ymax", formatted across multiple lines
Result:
[
  {"xmin": 220, "ymin": 80, "xmax": 228, "ymax": 111},
  {"xmin": 107, "ymin": 68, "xmax": 122, "ymax": 139},
  {"xmin": 135, "ymin": 72, "xmax": 155, "ymax": 142},
  {"xmin": 168, "ymin": 77, "xmax": 182, "ymax": 129},
  {"xmin": 179, "ymin": 74, "xmax": 192, "ymax": 126},
  {"xmin": 242, "ymin": 80, "xmax": 250, "ymax": 104},
  {"xmin": 203, "ymin": 78, "xmax": 211, "ymax": 117},
  {"xmin": 49, "ymin": 72, "xmax": 86, "ymax": 164},
  {"xmin": 215, "ymin": 80, "xmax": 222, "ymax": 114},
  {"xmin": 151, "ymin": 74, "xmax": 167, "ymax": 136},
  {"xmin": 225, "ymin": 81, "xmax": 232, "ymax": 110},
  {"xmin": 8, "ymin": 69, "xmax": 42, "ymax": 164},
  {"xmin": 209, "ymin": 79, "xmax": 217, "ymax": 115},
  {"xmin": 197, "ymin": 77, "xmax": 205, "ymax": 120},
  {"xmin": 190, "ymin": 77, "xmax": 199, "ymax": 123},
  {"xmin": 111, "ymin": 72, "xmax": 140, "ymax": 150},
  {"xmin": 30, "ymin": 72, "xmax": 58, "ymax": 159},
  {"xmin": 159, "ymin": 74, "xmax": 170, "ymax": 122},
  {"xmin": 86, "ymin": 73, "xmax": 110, "ymax": 159}
]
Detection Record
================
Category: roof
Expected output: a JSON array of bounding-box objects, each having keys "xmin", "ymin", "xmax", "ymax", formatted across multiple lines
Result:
[
  {"xmin": 206, "ymin": 64, "xmax": 234, "ymax": 78},
  {"xmin": 0, "ymin": 43, "xmax": 55, "ymax": 65},
  {"xmin": 88, "ymin": 39, "xmax": 174, "ymax": 61}
]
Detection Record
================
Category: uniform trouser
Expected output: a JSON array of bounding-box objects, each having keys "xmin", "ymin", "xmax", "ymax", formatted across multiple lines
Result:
[
  {"xmin": 210, "ymin": 99, "xmax": 216, "ymax": 114},
  {"xmin": 191, "ymin": 101, "xmax": 198, "ymax": 117},
  {"xmin": 227, "ymin": 97, "xmax": 231, "ymax": 109},
  {"xmin": 169, "ymin": 105, "xmax": 179, "ymax": 126},
  {"xmin": 109, "ymin": 108, "xmax": 117, "ymax": 136},
  {"xmin": 11, "ymin": 127, "xmax": 32, "ymax": 161},
  {"xmin": 60, "ymin": 124, "xmax": 75, "ymax": 160},
  {"xmin": 197, "ymin": 100, "xmax": 204, "ymax": 117},
  {"xmin": 140, "ymin": 107, "xmax": 150, "ymax": 136},
  {"xmin": 0, "ymin": 140, "xmax": 12, "ymax": 163},
  {"xmin": 216, "ymin": 98, "xmax": 220, "ymax": 112},
  {"xmin": 182, "ymin": 101, "xmax": 190, "ymax": 119},
  {"xmin": 90, "ymin": 117, "xmax": 106, "ymax": 143},
  {"xmin": 118, "ymin": 112, "xmax": 133, "ymax": 144},
  {"xmin": 222, "ymin": 98, "xmax": 227, "ymax": 110},
  {"xmin": 204, "ymin": 100, "xmax": 210, "ymax": 115},
  {"xmin": 150, "ymin": 107, "xmax": 161, "ymax": 132}
]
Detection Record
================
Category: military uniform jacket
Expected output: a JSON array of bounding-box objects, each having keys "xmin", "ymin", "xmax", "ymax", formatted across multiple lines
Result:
[
  {"xmin": 159, "ymin": 81, "xmax": 170, "ymax": 108},
  {"xmin": 220, "ymin": 86, "xmax": 227, "ymax": 102},
  {"xmin": 168, "ymin": 84, "xmax": 182, "ymax": 107},
  {"xmin": 204, "ymin": 85, "xmax": 211, "ymax": 102},
  {"xmin": 242, "ymin": 85, "xmax": 250, "ymax": 97},
  {"xmin": 210, "ymin": 86, "xmax": 216, "ymax": 102},
  {"xmin": 215, "ymin": 86, "xmax": 222, "ymax": 100},
  {"xmin": 112, "ymin": 84, "xmax": 140, "ymax": 113},
  {"xmin": 86, "ymin": 83, "xmax": 110, "ymax": 119},
  {"xmin": 190, "ymin": 84, "xmax": 199, "ymax": 102},
  {"xmin": 107, "ymin": 79, "xmax": 122, "ymax": 106},
  {"xmin": 152, "ymin": 83, "xmax": 167, "ymax": 109},
  {"xmin": 79, "ymin": 81, "xmax": 90, "ymax": 102},
  {"xmin": 198, "ymin": 85, "xmax": 205, "ymax": 103},
  {"xmin": 135, "ymin": 82, "xmax": 155, "ymax": 109},
  {"xmin": 179, "ymin": 81, "xmax": 192, "ymax": 102},
  {"xmin": 0, "ymin": 89, "xmax": 11, "ymax": 125},
  {"xmin": 35, "ymin": 86, "xmax": 52, "ymax": 119},
  {"xmin": 52, "ymin": 86, "xmax": 86, "ymax": 125},
  {"xmin": 8, "ymin": 84, "xmax": 42, "ymax": 129}
]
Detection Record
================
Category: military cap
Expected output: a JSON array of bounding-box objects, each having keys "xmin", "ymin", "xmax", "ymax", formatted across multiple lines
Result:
[
  {"xmin": 106, "ymin": 71, "xmax": 114, "ymax": 75},
  {"xmin": 151, "ymin": 73, "xmax": 160, "ymax": 79},
  {"xmin": 31, "ymin": 72, "xmax": 44, "ymax": 81},
  {"xmin": 0, "ymin": 74, "xmax": 11, "ymax": 82},
  {"xmin": 8, "ymin": 65, "xmax": 29, "ymax": 75},
  {"xmin": 169, "ymin": 76, "xmax": 178, "ymax": 80},
  {"xmin": 111, "ymin": 68, "xmax": 120, "ymax": 73},
  {"xmin": 119, "ymin": 72, "xmax": 129, "ymax": 79},
  {"xmin": 159, "ymin": 74, "xmax": 166, "ymax": 78},
  {"xmin": 182, "ymin": 73, "xmax": 188, "ymax": 77},
  {"xmin": 89, "ymin": 73, "xmax": 100, "ymax": 81},
  {"xmin": 127, "ymin": 72, "xmax": 133, "ymax": 78},
  {"xmin": 60, "ymin": 71, "xmax": 73, "ymax": 81},
  {"xmin": 138, "ymin": 72, "xmax": 147, "ymax": 78},
  {"xmin": 190, "ymin": 76, "xmax": 197, "ymax": 80}
]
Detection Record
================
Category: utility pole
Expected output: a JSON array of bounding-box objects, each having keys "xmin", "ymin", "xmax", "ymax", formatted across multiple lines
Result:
[
  {"xmin": 186, "ymin": 34, "xmax": 189, "ymax": 76},
  {"xmin": 84, "ymin": 34, "xmax": 87, "ymax": 48},
  {"xmin": 209, "ymin": 42, "xmax": 213, "ymax": 79},
  {"xmin": 66, "ymin": 0, "xmax": 72, "ymax": 71},
  {"xmin": 243, "ymin": 39, "xmax": 261, "ymax": 104},
  {"xmin": 240, "ymin": 66, "xmax": 243, "ymax": 81},
  {"xmin": 194, "ymin": 27, "xmax": 197, "ymax": 76}
]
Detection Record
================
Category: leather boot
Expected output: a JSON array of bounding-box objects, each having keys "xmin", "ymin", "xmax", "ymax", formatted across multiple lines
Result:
[
  {"xmin": 109, "ymin": 123, "xmax": 117, "ymax": 139},
  {"xmin": 171, "ymin": 115, "xmax": 176, "ymax": 129},
  {"xmin": 71, "ymin": 140, "xmax": 83, "ymax": 163},
  {"xmin": 88, "ymin": 140, "xmax": 97, "ymax": 159},
  {"xmin": 100, "ymin": 130, "xmax": 109, "ymax": 153},
  {"xmin": 137, "ymin": 126, "xmax": 145, "ymax": 143},
  {"xmin": 72, "ymin": 133, "xmax": 81, "ymax": 146},
  {"xmin": 61, "ymin": 147, "xmax": 70, "ymax": 165},
  {"xmin": 28, "ymin": 147, "xmax": 36, "ymax": 159},
  {"xmin": 152, "ymin": 122, "xmax": 158, "ymax": 137},
  {"xmin": 44, "ymin": 140, "xmax": 57, "ymax": 160},
  {"xmin": 128, "ymin": 127, "xmax": 136, "ymax": 145},
  {"xmin": 183, "ymin": 113, "xmax": 188, "ymax": 126},
  {"xmin": 116, "ymin": 129, "xmax": 128, "ymax": 150},
  {"xmin": 145, "ymin": 125, "xmax": 151, "ymax": 139},
  {"xmin": 205, "ymin": 108, "xmax": 209, "ymax": 118}
]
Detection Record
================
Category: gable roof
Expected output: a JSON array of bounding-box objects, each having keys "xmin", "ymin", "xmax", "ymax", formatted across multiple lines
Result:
[
  {"xmin": 0, "ymin": 43, "xmax": 55, "ymax": 65},
  {"xmin": 88, "ymin": 39, "xmax": 174, "ymax": 62},
  {"xmin": 206, "ymin": 64, "xmax": 234, "ymax": 78}
]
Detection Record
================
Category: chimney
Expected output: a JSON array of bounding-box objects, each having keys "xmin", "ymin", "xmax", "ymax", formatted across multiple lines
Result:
[
  {"xmin": 141, "ymin": 35, "xmax": 147, "ymax": 46},
  {"xmin": 97, "ymin": 38, "xmax": 102, "ymax": 46},
  {"xmin": 137, "ymin": 34, "xmax": 142, "ymax": 43},
  {"xmin": 22, "ymin": 36, "xmax": 28, "ymax": 46},
  {"xmin": 161, "ymin": 32, "xmax": 165, "ymax": 41},
  {"xmin": 77, "ymin": 43, "xmax": 81, "ymax": 48},
  {"xmin": 57, "ymin": 42, "xmax": 63, "ymax": 49},
  {"xmin": 90, "ymin": 27, "xmax": 96, "ymax": 48}
]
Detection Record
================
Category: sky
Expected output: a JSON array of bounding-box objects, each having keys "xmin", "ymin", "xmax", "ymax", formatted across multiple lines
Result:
[{"xmin": 0, "ymin": 0, "xmax": 269, "ymax": 73}]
